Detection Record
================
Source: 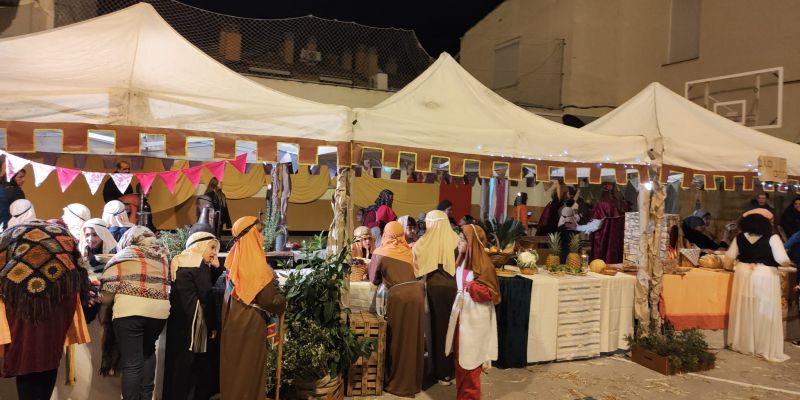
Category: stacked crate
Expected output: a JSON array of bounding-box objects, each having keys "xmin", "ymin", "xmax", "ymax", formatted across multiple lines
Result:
[
  {"xmin": 346, "ymin": 311, "xmax": 386, "ymax": 397},
  {"xmin": 555, "ymin": 276, "xmax": 602, "ymax": 360}
]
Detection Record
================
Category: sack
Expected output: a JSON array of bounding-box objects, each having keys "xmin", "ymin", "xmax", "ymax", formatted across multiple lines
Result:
[{"xmin": 375, "ymin": 283, "xmax": 388, "ymax": 318}]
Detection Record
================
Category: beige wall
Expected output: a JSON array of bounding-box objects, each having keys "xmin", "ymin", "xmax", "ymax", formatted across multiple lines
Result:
[
  {"xmin": 246, "ymin": 75, "xmax": 392, "ymax": 108},
  {"xmin": 460, "ymin": 0, "xmax": 800, "ymax": 142}
]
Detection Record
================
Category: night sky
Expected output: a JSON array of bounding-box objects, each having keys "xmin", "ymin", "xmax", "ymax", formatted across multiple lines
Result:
[{"xmin": 179, "ymin": 0, "xmax": 504, "ymax": 56}]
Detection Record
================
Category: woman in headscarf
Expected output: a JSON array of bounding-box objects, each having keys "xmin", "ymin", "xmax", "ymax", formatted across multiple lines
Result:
[
  {"xmin": 204, "ymin": 177, "xmax": 232, "ymax": 232},
  {"xmin": 351, "ymin": 226, "xmax": 375, "ymax": 259},
  {"xmin": 79, "ymin": 218, "xmax": 118, "ymax": 273},
  {"xmin": 780, "ymin": 196, "xmax": 800, "ymax": 238},
  {"xmin": 8, "ymin": 199, "xmax": 36, "ymax": 228},
  {"xmin": 510, "ymin": 192, "xmax": 529, "ymax": 229},
  {"xmin": 102, "ymin": 200, "xmax": 134, "ymax": 241},
  {"xmin": 364, "ymin": 189, "xmax": 396, "ymax": 246},
  {"xmin": 445, "ymin": 224, "xmax": 500, "ymax": 400},
  {"xmin": 0, "ymin": 220, "xmax": 89, "ymax": 400},
  {"xmin": 368, "ymin": 221, "xmax": 424, "ymax": 397},
  {"xmin": 725, "ymin": 208, "xmax": 790, "ymax": 362},
  {"xmin": 682, "ymin": 215, "xmax": 727, "ymax": 252},
  {"xmin": 397, "ymin": 215, "xmax": 418, "ymax": 246},
  {"xmin": 220, "ymin": 216, "xmax": 286, "ymax": 400},
  {"xmin": 163, "ymin": 232, "xmax": 220, "ymax": 400},
  {"xmin": 0, "ymin": 170, "xmax": 26, "ymax": 228},
  {"xmin": 99, "ymin": 226, "xmax": 170, "ymax": 400},
  {"xmin": 412, "ymin": 210, "xmax": 460, "ymax": 385},
  {"xmin": 62, "ymin": 203, "xmax": 91, "ymax": 241}
]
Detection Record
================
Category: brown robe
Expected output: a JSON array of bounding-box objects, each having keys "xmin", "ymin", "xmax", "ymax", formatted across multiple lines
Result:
[
  {"xmin": 220, "ymin": 281, "xmax": 286, "ymax": 400},
  {"xmin": 368, "ymin": 254, "xmax": 424, "ymax": 398}
]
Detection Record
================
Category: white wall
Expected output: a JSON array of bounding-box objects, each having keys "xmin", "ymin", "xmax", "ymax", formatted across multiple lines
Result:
[{"xmin": 246, "ymin": 75, "xmax": 393, "ymax": 108}]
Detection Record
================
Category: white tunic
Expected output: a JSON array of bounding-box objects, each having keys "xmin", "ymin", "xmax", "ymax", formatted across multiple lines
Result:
[{"xmin": 444, "ymin": 265, "xmax": 498, "ymax": 370}]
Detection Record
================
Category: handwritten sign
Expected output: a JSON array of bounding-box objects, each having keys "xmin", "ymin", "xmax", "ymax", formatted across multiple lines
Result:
[{"xmin": 758, "ymin": 156, "xmax": 788, "ymax": 182}]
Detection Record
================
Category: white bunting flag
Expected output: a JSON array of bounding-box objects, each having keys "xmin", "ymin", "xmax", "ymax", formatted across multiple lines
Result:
[
  {"xmin": 83, "ymin": 171, "xmax": 106, "ymax": 195},
  {"xmin": 32, "ymin": 162, "xmax": 56, "ymax": 187},
  {"xmin": 5, "ymin": 153, "xmax": 29, "ymax": 181},
  {"xmin": 111, "ymin": 173, "xmax": 133, "ymax": 194}
]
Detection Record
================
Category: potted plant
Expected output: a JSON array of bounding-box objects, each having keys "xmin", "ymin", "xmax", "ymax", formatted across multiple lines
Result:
[
  {"xmin": 268, "ymin": 234, "xmax": 374, "ymax": 399},
  {"xmin": 516, "ymin": 249, "xmax": 538, "ymax": 275},
  {"xmin": 626, "ymin": 322, "xmax": 716, "ymax": 375}
]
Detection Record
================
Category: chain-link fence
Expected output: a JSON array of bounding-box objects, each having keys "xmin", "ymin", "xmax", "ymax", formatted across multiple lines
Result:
[{"xmin": 50, "ymin": 0, "xmax": 432, "ymax": 90}]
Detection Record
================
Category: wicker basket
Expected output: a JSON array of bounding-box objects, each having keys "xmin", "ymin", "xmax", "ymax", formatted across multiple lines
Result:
[
  {"xmin": 290, "ymin": 375, "xmax": 343, "ymax": 399},
  {"xmin": 347, "ymin": 312, "xmax": 386, "ymax": 397},
  {"xmin": 519, "ymin": 266, "xmax": 537, "ymax": 275},
  {"xmin": 488, "ymin": 252, "xmax": 514, "ymax": 268},
  {"xmin": 350, "ymin": 265, "xmax": 368, "ymax": 282}
]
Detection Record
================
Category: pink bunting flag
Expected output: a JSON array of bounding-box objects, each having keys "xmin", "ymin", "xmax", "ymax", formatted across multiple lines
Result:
[
  {"xmin": 182, "ymin": 165, "xmax": 203, "ymax": 188},
  {"xmin": 228, "ymin": 153, "xmax": 248, "ymax": 174},
  {"xmin": 56, "ymin": 167, "xmax": 81, "ymax": 192},
  {"xmin": 158, "ymin": 170, "xmax": 181, "ymax": 194},
  {"xmin": 5, "ymin": 153, "xmax": 29, "ymax": 181},
  {"xmin": 82, "ymin": 171, "xmax": 106, "ymax": 195},
  {"xmin": 134, "ymin": 172, "xmax": 157, "ymax": 195},
  {"xmin": 161, "ymin": 158, "xmax": 175, "ymax": 171},
  {"xmin": 32, "ymin": 162, "xmax": 56, "ymax": 187},
  {"xmin": 205, "ymin": 161, "xmax": 225, "ymax": 182},
  {"xmin": 111, "ymin": 173, "xmax": 133, "ymax": 195}
]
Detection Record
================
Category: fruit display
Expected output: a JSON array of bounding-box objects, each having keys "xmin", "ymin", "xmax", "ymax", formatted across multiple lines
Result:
[
  {"xmin": 547, "ymin": 264, "xmax": 587, "ymax": 276},
  {"xmin": 546, "ymin": 233, "xmax": 562, "ymax": 268},
  {"xmin": 565, "ymin": 234, "xmax": 581, "ymax": 268},
  {"xmin": 589, "ymin": 259, "xmax": 607, "ymax": 273}
]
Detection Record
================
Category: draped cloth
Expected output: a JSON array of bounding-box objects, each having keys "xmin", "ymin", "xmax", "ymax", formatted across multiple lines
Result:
[
  {"xmin": 413, "ymin": 210, "xmax": 460, "ymax": 277},
  {"xmin": 372, "ymin": 221, "xmax": 413, "ymax": 265},
  {"xmin": 494, "ymin": 276, "xmax": 531, "ymax": 369},
  {"xmin": 224, "ymin": 216, "xmax": 273, "ymax": 305},
  {"xmin": 590, "ymin": 201, "xmax": 625, "ymax": 264},
  {"xmin": 457, "ymin": 225, "xmax": 500, "ymax": 304},
  {"xmin": 8, "ymin": 199, "xmax": 36, "ymax": 228}
]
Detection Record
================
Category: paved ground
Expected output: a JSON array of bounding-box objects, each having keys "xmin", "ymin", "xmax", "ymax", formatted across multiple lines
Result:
[{"xmin": 379, "ymin": 344, "xmax": 800, "ymax": 400}]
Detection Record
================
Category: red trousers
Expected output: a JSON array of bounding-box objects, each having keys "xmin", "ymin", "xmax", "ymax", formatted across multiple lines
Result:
[{"xmin": 453, "ymin": 324, "xmax": 482, "ymax": 400}]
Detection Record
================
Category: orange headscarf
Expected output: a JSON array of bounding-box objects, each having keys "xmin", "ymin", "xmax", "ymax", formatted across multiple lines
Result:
[
  {"xmin": 458, "ymin": 224, "xmax": 501, "ymax": 304},
  {"xmin": 372, "ymin": 221, "xmax": 413, "ymax": 265},
  {"xmin": 225, "ymin": 216, "xmax": 274, "ymax": 304}
]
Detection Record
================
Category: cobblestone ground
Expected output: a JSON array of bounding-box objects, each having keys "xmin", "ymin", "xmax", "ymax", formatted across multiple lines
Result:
[{"xmin": 378, "ymin": 344, "xmax": 800, "ymax": 399}]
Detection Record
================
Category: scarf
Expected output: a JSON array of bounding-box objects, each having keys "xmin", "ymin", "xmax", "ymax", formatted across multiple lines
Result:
[
  {"xmin": 79, "ymin": 218, "xmax": 117, "ymax": 257},
  {"xmin": 413, "ymin": 210, "xmax": 459, "ymax": 277},
  {"xmin": 225, "ymin": 216, "xmax": 273, "ymax": 304},
  {"xmin": 0, "ymin": 221, "xmax": 82, "ymax": 322},
  {"xmin": 558, "ymin": 206, "xmax": 578, "ymax": 229},
  {"xmin": 8, "ymin": 199, "xmax": 36, "ymax": 228},
  {"xmin": 62, "ymin": 203, "xmax": 91, "ymax": 241},
  {"xmin": 171, "ymin": 232, "xmax": 218, "ymax": 281},
  {"xmin": 351, "ymin": 226, "xmax": 374, "ymax": 259},
  {"xmin": 373, "ymin": 221, "xmax": 413, "ymax": 264},
  {"xmin": 100, "ymin": 226, "xmax": 168, "ymax": 300},
  {"xmin": 102, "ymin": 200, "xmax": 133, "ymax": 228},
  {"xmin": 458, "ymin": 224, "xmax": 501, "ymax": 304}
]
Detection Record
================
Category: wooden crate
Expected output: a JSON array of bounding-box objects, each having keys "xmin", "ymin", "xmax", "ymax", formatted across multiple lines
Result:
[{"xmin": 347, "ymin": 311, "xmax": 386, "ymax": 397}]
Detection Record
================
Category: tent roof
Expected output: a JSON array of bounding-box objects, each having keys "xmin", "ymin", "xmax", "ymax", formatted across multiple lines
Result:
[
  {"xmin": 584, "ymin": 82, "xmax": 800, "ymax": 176},
  {"xmin": 353, "ymin": 53, "xmax": 646, "ymax": 165},
  {"xmin": 0, "ymin": 3, "xmax": 350, "ymax": 141}
]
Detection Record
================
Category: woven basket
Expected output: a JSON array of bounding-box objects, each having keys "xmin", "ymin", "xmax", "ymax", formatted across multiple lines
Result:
[
  {"xmin": 488, "ymin": 252, "xmax": 514, "ymax": 268},
  {"xmin": 350, "ymin": 265, "xmax": 368, "ymax": 282},
  {"xmin": 519, "ymin": 267, "xmax": 537, "ymax": 275}
]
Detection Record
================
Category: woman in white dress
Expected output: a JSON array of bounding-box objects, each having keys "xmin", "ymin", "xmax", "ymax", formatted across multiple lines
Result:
[
  {"xmin": 445, "ymin": 224, "xmax": 500, "ymax": 399},
  {"xmin": 726, "ymin": 208, "xmax": 791, "ymax": 362}
]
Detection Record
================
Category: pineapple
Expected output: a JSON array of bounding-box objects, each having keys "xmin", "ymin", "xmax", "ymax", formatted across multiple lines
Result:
[
  {"xmin": 545, "ymin": 233, "xmax": 561, "ymax": 268},
  {"xmin": 566, "ymin": 234, "xmax": 582, "ymax": 268}
]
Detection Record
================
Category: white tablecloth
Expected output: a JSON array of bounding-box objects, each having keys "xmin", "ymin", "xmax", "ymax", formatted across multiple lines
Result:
[
  {"xmin": 512, "ymin": 268, "xmax": 635, "ymax": 363},
  {"xmin": 349, "ymin": 281, "xmax": 377, "ymax": 312}
]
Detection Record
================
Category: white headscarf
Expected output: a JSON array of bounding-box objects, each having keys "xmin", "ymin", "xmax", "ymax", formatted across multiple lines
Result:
[
  {"xmin": 412, "ymin": 210, "xmax": 460, "ymax": 277},
  {"xmin": 170, "ymin": 232, "xmax": 219, "ymax": 281},
  {"xmin": 79, "ymin": 218, "xmax": 117, "ymax": 256},
  {"xmin": 558, "ymin": 206, "xmax": 578, "ymax": 229},
  {"xmin": 62, "ymin": 203, "xmax": 91, "ymax": 240},
  {"xmin": 8, "ymin": 199, "xmax": 36, "ymax": 228},
  {"xmin": 103, "ymin": 200, "xmax": 133, "ymax": 228}
]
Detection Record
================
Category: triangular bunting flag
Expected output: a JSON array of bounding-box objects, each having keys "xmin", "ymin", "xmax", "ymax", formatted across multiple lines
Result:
[
  {"xmin": 130, "ymin": 156, "xmax": 144, "ymax": 171},
  {"xmin": 5, "ymin": 153, "xmax": 29, "ymax": 181},
  {"xmin": 161, "ymin": 158, "xmax": 175, "ymax": 171},
  {"xmin": 102, "ymin": 156, "xmax": 117, "ymax": 169},
  {"xmin": 82, "ymin": 171, "xmax": 106, "ymax": 195},
  {"xmin": 188, "ymin": 160, "xmax": 202, "ymax": 168},
  {"xmin": 158, "ymin": 170, "xmax": 181, "ymax": 194},
  {"xmin": 56, "ymin": 167, "xmax": 81, "ymax": 192},
  {"xmin": 228, "ymin": 153, "xmax": 248, "ymax": 174},
  {"xmin": 182, "ymin": 165, "xmax": 203, "ymax": 188},
  {"xmin": 205, "ymin": 161, "xmax": 225, "ymax": 182},
  {"xmin": 72, "ymin": 154, "xmax": 88, "ymax": 169},
  {"xmin": 110, "ymin": 173, "xmax": 133, "ymax": 195},
  {"xmin": 32, "ymin": 163, "xmax": 56, "ymax": 187},
  {"xmin": 134, "ymin": 172, "xmax": 157, "ymax": 195}
]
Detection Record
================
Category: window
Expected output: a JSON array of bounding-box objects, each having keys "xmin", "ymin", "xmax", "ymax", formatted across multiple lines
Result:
[
  {"xmin": 667, "ymin": 0, "xmax": 701, "ymax": 64},
  {"xmin": 493, "ymin": 39, "xmax": 520, "ymax": 89}
]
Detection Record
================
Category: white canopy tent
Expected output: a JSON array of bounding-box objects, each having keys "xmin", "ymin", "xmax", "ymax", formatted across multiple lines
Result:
[
  {"xmin": 584, "ymin": 82, "xmax": 800, "ymax": 178},
  {"xmin": 0, "ymin": 3, "xmax": 350, "ymax": 160},
  {"xmin": 352, "ymin": 53, "xmax": 648, "ymax": 178}
]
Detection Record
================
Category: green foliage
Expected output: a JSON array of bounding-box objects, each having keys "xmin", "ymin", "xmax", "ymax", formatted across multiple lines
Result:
[
  {"xmin": 263, "ymin": 195, "xmax": 285, "ymax": 252},
  {"xmin": 276, "ymin": 233, "xmax": 374, "ymax": 382},
  {"xmin": 625, "ymin": 322, "xmax": 716, "ymax": 373},
  {"xmin": 156, "ymin": 227, "xmax": 191, "ymax": 263},
  {"xmin": 547, "ymin": 232, "xmax": 562, "ymax": 256},
  {"xmin": 475, "ymin": 219, "xmax": 525, "ymax": 249}
]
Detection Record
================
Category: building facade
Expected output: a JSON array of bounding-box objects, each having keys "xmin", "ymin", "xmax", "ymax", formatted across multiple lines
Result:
[{"xmin": 459, "ymin": 0, "xmax": 800, "ymax": 143}]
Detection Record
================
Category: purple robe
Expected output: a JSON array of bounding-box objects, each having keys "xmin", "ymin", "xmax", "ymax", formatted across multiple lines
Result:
[
  {"xmin": 536, "ymin": 200, "xmax": 561, "ymax": 236},
  {"xmin": 590, "ymin": 202, "xmax": 624, "ymax": 263}
]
